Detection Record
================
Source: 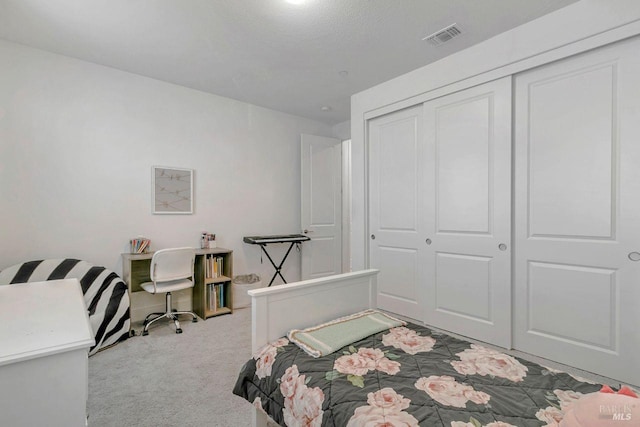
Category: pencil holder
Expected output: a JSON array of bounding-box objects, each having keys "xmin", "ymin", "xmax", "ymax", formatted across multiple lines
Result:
[
  {"xmin": 130, "ymin": 237, "xmax": 150, "ymax": 254},
  {"xmin": 201, "ymin": 232, "xmax": 216, "ymax": 249}
]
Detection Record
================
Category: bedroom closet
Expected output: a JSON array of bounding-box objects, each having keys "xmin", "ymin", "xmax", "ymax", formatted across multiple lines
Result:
[{"xmin": 368, "ymin": 36, "xmax": 640, "ymax": 385}]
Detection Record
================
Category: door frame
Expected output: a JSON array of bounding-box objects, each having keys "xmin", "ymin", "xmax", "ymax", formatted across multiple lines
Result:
[{"xmin": 342, "ymin": 139, "xmax": 352, "ymax": 272}]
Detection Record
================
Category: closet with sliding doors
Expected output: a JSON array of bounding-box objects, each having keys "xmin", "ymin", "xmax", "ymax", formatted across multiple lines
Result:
[{"xmin": 368, "ymin": 36, "xmax": 640, "ymax": 385}]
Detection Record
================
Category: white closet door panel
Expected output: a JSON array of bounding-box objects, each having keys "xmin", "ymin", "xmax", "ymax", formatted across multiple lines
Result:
[
  {"xmin": 424, "ymin": 77, "xmax": 512, "ymax": 348},
  {"xmin": 376, "ymin": 246, "xmax": 420, "ymax": 316},
  {"xmin": 378, "ymin": 121, "xmax": 418, "ymax": 231},
  {"xmin": 514, "ymin": 37, "xmax": 640, "ymax": 386},
  {"xmin": 369, "ymin": 105, "xmax": 425, "ymax": 321},
  {"xmin": 527, "ymin": 262, "xmax": 616, "ymax": 350},
  {"xmin": 528, "ymin": 65, "xmax": 614, "ymax": 238},
  {"xmin": 435, "ymin": 253, "xmax": 492, "ymax": 322},
  {"xmin": 436, "ymin": 96, "xmax": 491, "ymax": 234}
]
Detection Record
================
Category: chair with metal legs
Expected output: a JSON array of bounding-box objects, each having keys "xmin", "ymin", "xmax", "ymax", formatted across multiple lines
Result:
[{"xmin": 140, "ymin": 247, "xmax": 198, "ymax": 335}]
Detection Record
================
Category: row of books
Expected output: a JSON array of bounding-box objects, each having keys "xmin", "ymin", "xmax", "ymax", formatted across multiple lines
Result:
[
  {"xmin": 205, "ymin": 255, "xmax": 225, "ymax": 278},
  {"xmin": 129, "ymin": 238, "xmax": 150, "ymax": 254},
  {"xmin": 208, "ymin": 283, "xmax": 226, "ymax": 311}
]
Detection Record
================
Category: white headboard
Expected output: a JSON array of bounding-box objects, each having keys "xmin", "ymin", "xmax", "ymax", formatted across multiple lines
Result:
[{"xmin": 248, "ymin": 269, "xmax": 379, "ymax": 353}]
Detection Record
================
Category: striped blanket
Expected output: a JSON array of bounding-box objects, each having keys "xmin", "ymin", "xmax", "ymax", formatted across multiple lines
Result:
[{"xmin": 0, "ymin": 259, "xmax": 131, "ymax": 355}]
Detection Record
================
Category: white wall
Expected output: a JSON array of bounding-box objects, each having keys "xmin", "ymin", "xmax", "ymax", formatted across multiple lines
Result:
[
  {"xmin": 331, "ymin": 120, "xmax": 350, "ymax": 141},
  {"xmin": 0, "ymin": 40, "xmax": 334, "ymax": 317},
  {"xmin": 350, "ymin": 0, "xmax": 640, "ymax": 270}
]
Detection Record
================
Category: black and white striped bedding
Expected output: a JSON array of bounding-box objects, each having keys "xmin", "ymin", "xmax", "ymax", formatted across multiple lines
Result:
[{"xmin": 0, "ymin": 258, "xmax": 131, "ymax": 355}]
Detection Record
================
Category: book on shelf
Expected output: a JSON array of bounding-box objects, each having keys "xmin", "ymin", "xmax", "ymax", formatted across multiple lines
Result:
[
  {"xmin": 205, "ymin": 255, "xmax": 224, "ymax": 279},
  {"xmin": 207, "ymin": 283, "xmax": 226, "ymax": 312},
  {"xmin": 208, "ymin": 283, "xmax": 218, "ymax": 311}
]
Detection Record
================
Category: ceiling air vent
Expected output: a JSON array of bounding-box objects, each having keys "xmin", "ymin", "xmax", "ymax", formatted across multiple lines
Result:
[{"xmin": 423, "ymin": 23, "xmax": 462, "ymax": 46}]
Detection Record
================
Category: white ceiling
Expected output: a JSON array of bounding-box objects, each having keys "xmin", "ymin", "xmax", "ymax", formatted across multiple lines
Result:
[{"xmin": 0, "ymin": 0, "xmax": 578, "ymax": 125}]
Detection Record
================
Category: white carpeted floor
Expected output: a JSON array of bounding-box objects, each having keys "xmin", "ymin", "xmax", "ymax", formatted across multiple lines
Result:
[{"xmin": 88, "ymin": 307, "xmax": 254, "ymax": 427}]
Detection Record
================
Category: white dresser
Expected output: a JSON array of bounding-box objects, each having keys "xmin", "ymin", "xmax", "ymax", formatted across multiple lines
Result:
[{"xmin": 0, "ymin": 279, "xmax": 95, "ymax": 427}]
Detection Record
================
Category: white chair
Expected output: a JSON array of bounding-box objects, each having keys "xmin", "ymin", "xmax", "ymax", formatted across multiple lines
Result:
[{"xmin": 140, "ymin": 247, "xmax": 198, "ymax": 335}]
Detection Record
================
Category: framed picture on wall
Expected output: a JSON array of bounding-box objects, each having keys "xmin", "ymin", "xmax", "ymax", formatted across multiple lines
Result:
[{"xmin": 152, "ymin": 166, "xmax": 193, "ymax": 214}]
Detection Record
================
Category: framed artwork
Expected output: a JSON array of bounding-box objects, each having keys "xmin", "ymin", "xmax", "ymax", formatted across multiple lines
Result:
[{"xmin": 152, "ymin": 166, "xmax": 193, "ymax": 214}]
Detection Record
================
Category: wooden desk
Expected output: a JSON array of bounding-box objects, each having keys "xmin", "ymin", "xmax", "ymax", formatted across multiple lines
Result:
[
  {"xmin": 0, "ymin": 279, "xmax": 94, "ymax": 427},
  {"xmin": 122, "ymin": 248, "xmax": 233, "ymax": 321}
]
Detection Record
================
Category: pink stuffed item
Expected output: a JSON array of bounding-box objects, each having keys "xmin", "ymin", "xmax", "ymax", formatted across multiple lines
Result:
[{"xmin": 560, "ymin": 386, "xmax": 639, "ymax": 426}]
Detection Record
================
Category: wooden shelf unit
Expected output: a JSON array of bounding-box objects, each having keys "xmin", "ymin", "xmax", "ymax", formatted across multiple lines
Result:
[
  {"xmin": 193, "ymin": 248, "xmax": 233, "ymax": 319},
  {"xmin": 121, "ymin": 252, "xmax": 153, "ymax": 294}
]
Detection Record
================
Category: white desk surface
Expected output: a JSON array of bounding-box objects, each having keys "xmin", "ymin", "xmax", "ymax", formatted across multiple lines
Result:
[{"xmin": 0, "ymin": 279, "xmax": 95, "ymax": 366}]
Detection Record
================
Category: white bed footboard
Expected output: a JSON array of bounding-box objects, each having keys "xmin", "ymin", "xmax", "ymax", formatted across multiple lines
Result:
[
  {"xmin": 247, "ymin": 269, "xmax": 378, "ymax": 427},
  {"xmin": 248, "ymin": 269, "xmax": 379, "ymax": 354}
]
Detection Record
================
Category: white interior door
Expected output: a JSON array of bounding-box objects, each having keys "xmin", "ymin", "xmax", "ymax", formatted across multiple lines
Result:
[
  {"xmin": 368, "ymin": 105, "xmax": 425, "ymax": 321},
  {"xmin": 514, "ymin": 37, "xmax": 640, "ymax": 385},
  {"xmin": 423, "ymin": 77, "xmax": 512, "ymax": 348},
  {"xmin": 301, "ymin": 134, "xmax": 342, "ymax": 280}
]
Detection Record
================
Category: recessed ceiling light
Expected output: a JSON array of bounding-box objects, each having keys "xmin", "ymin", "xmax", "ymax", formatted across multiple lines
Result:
[
  {"xmin": 285, "ymin": 0, "xmax": 306, "ymax": 4},
  {"xmin": 320, "ymin": 106, "xmax": 332, "ymax": 112}
]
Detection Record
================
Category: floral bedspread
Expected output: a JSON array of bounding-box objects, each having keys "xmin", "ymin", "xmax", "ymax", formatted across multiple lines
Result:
[{"xmin": 233, "ymin": 322, "xmax": 602, "ymax": 426}]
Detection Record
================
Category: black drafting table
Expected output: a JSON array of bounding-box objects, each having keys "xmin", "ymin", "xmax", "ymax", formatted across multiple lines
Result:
[{"xmin": 243, "ymin": 234, "xmax": 311, "ymax": 286}]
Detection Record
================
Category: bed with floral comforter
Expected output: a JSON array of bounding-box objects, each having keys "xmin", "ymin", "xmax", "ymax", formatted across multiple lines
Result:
[{"xmin": 233, "ymin": 321, "xmax": 604, "ymax": 426}]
